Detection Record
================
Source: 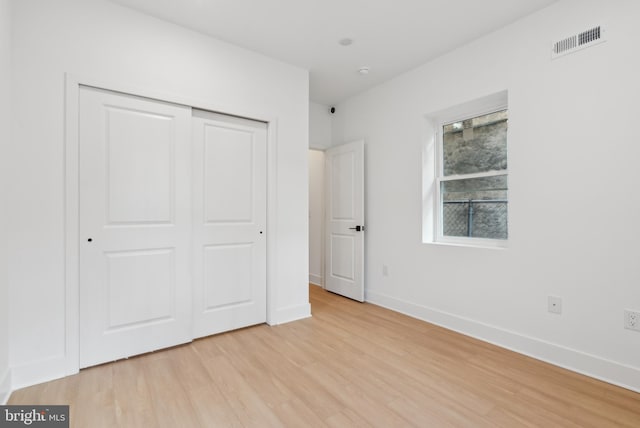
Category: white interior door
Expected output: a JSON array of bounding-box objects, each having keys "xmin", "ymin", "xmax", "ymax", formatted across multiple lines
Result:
[
  {"xmin": 192, "ymin": 110, "xmax": 267, "ymax": 338},
  {"xmin": 79, "ymin": 87, "xmax": 192, "ymax": 368},
  {"xmin": 325, "ymin": 140, "xmax": 365, "ymax": 301}
]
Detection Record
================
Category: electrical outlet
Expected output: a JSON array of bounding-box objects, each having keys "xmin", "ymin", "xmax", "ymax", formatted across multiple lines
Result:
[
  {"xmin": 548, "ymin": 296, "xmax": 562, "ymax": 315},
  {"xmin": 382, "ymin": 265, "xmax": 389, "ymax": 277},
  {"xmin": 624, "ymin": 310, "xmax": 640, "ymax": 331}
]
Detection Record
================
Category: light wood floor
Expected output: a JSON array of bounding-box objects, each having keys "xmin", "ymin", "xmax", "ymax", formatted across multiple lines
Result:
[{"xmin": 9, "ymin": 285, "xmax": 640, "ymax": 427}]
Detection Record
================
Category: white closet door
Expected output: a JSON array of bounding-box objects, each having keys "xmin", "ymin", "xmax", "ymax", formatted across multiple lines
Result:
[
  {"xmin": 192, "ymin": 110, "xmax": 267, "ymax": 338},
  {"xmin": 79, "ymin": 86, "xmax": 192, "ymax": 368}
]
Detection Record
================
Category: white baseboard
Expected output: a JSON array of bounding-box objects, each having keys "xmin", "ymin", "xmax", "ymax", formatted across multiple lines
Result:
[
  {"xmin": 10, "ymin": 356, "xmax": 70, "ymax": 391},
  {"xmin": 366, "ymin": 290, "xmax": 640, "ymax": 393},
  {"xmin": 309, "ymin": 274, "xmax": 323, "ymax": 286},
  {"xmin": 273, "ymin": 303, "xmax": 312, "ymax": 325},
  {"xmin": 0, "ymin": 367, "xmax": 11, "ymax": 405}
]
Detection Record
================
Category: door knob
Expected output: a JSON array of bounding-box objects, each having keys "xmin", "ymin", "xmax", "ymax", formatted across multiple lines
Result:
[{"xmin": 348, "ymin": 225, "xmax": 365, "ymax": 232}]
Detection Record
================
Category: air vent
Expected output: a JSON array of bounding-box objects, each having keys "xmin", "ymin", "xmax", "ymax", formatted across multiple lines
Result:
[{"xmin": 552, "ymin": 26, "xmax": 605, "ymax": 59}]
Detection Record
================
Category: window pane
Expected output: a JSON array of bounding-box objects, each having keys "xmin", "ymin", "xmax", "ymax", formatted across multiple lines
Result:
[
  {"xmin": 441, "ymin": 175, "xmax": 508, "ymax": 239},
  {"xmin": 443, "ymin": 110, "xmax": 507, "ymax": 176}
]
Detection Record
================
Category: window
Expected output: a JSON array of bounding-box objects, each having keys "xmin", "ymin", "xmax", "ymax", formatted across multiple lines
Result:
[{"xmin": 436, "ymin": 108, "xmax": 508, "ymax": 245}]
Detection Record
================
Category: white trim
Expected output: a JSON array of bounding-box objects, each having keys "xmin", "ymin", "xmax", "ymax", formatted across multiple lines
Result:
[
  {"xmin": 366, "ymin": 290, "xmax": 640, "ymax": 394},
  {"xmin": 273, "ymin": 303, "xmax": 312, "ymax": 325},
  {"xmin": 432, "ymin": 235, "xmax": 508, "ymax": 249},
  {"xmin": 10, "ymin": 356, "xmax": 68, "ymax": 391},
  {"xmin": 265, "ymin": 119, "xmax": 279, "ymax": 326},
  {"xmin": 309, "ymin": 274, "xmax": 323, "ymax": 286},
  {"xmin": 308, "ymin": 148, "xmax": 326, "ymax": 291},
  {"xmin": 64, "ymin": 73, "xmax": 279, "ymax": 377},
  {"xmin": 64, "ymin": 75, "xmax": 81, "ymax": 377},
  {"xmin": 0, "ymin": 368, "xmax": 11, "ymax": 405},
  {"xmin": 425, "ymin": 239, "xmax": 507, "ymax": 250}
]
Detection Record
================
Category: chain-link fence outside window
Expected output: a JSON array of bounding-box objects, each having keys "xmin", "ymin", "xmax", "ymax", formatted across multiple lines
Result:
[{"xmin": 443, "ymin": 199, "xmax": 508, "ymax": 240}]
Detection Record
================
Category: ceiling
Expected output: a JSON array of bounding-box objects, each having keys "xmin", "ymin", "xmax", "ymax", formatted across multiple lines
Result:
[{"xmin": 110, "ymin": 0, "xmax": 558, "ymax": 105}]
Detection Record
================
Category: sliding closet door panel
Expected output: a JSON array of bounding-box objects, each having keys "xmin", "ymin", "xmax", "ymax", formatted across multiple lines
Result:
[
  {"xmin": 79, "ymin": 86, "xmax": 192, "ymax": 368},
  {"xmin": 192, "ymin": 110, "xmax": 267, "ymax": 338}
]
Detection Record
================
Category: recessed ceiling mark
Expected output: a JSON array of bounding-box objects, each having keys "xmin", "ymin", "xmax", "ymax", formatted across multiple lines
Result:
[{"xmin": 339, "ymin": 38, "xmax": 353, "ymax": 46}]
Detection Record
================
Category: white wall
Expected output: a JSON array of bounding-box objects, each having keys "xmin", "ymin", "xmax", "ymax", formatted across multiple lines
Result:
[
  {"xmin": 332, "ymin": 0, "xmax": 640, "ymax": 391},
  {"xmin": 8, "ymin": 0, "xmax": 309, "ymax": 388},
  {"xmin": 308, "ymin": 150, "xmax": 325, "ymax": 286},
  {"xmin": 0, "ymin": 0, "xmax": 11, "ymax": 404},
  {"xmin": 309, "ymin": 101, "xmax": 332, "ymax": 149}
]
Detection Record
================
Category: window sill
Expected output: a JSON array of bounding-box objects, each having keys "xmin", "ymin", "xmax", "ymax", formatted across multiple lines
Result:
[{"xmin": 425, "ymin": 239, "xmax": 508, "ymax": 250}]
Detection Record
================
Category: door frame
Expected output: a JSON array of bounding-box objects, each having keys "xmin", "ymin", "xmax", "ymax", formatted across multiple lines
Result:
[
  {"xmin": 64, "ymin": 73, "xmax": 278, "ymax": 376},
  {"xmin": 308, "ymin": 148, "xmax": 326, "ymax": 288}
]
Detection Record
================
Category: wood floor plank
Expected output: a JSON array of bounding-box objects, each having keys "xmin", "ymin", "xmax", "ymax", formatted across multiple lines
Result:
[
  {"xmin": 142, "ymin": 356, "xmax": 201, "ymax": 428},
  {"xmin": 73, "ymin": 364, "xmax": 117, "ymax": 428},
  {"xmin": 6, "ymin": 284, "xmax": 640, "ymax": 428},
  {"xmin": 325, "ymin": 408, "xmax": 373, "ymax": 428},
  {"xmin": 184, "ymin": 384, "xmax": 244, "ymax": 428},
  {"xmin": 237, "ymin": 325, "xmax": 348, "ymax": 421},
  {"xmin": 213, "ymin": 329, "xmax": 298, "ymax": 409},
  {"xmin": 164, "ymin": 344, "xmax": 214, "ymax": 392},
  {"xmin": 202, "ymin": 354, "xmax": 284, "ymax": 427},
  {"xmin": 271, "ymin": 397, "xmax": 329, "ymax": 428},
  {"xmin": 112, "ymin": 358, "xmax": 158, "ymax": 428}
]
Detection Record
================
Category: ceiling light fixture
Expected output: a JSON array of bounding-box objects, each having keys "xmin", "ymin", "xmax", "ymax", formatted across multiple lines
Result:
[
  {"xmin": 358, "ymin": 67, "xmax": 370, "ymax": 75},
  {"xmin": 339, "ymin": 38, "xmax": 353, "ymax": 46}
]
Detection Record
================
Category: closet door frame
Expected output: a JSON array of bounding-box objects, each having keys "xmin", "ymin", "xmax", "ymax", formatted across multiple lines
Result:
[{"xmin": 64, "ymin": 73, "xmax": 278, "ymax": 376}]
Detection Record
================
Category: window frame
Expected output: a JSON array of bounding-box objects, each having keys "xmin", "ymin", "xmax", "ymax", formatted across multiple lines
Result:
[{"xmin": 434, "ymin": 104, "xmax": 509, "ymax": 249}]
